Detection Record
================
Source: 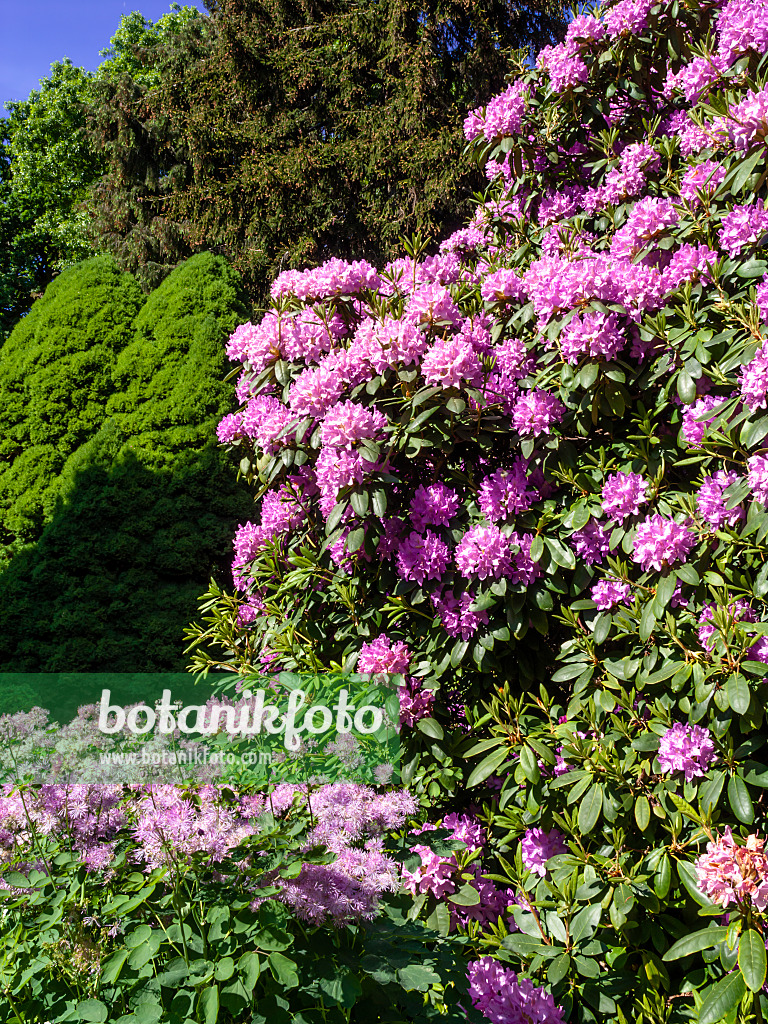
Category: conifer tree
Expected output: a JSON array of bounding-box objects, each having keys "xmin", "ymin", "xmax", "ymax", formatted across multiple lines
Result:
[
  {"xmin": 87, "ymin": 0, "xmax": 566, "ymax": 299},
  {"xmin": 0, "ymin": 256, "xmax": 143, "ymax": 547},
  {"xmin": 0, "ymin": 253, "xmax": 253, "ymax": 671}
]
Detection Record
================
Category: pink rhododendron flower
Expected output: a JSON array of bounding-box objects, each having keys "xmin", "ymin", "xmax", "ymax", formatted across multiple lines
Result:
[
  {"xmin": 512, "ymin": 389, "xmax": 565, "ymax": 435},
  {"xmin": 696, "ymin": 828, "xmax": 768, "ymax": 910},
  {"xmin": 358, "ymin": 635, "xmax": 411, "ymax": 675},
  {"xmin": 571, "ymin": 520, "xmax": 611, "ymax": 564},
  {"xmin": 657, "ymin": 723, "xmax": 716, "ymax": 780},
  {"xmin": 456, "ymin": 523, "xmax": 513, "ymax": 580},
  {"xmin": 696, "ymin": 470, "xmax": 745, "ymax": 528},
  {"xmin": 467, "ymin": 958, "xmax": 565, "ymax": 1024},
  {"xmin": 521, "ymin": 827, "xmax": 568, "ymax": 876},
  {"xmin": 632, "ymin": 515, "xmax": 697, "ymax": 571},
  {"xmin": 396, "ymin": 530, "xmax": 451, "ymax": 585},
  {"xmin": 422, "ymin": 337, "xmax": 484, "ymax": 389},
  {"xmin": 601, "ymin": 471, "xmax": 648, "ymax": 521},
  {"xmin": 592, "ymin": 579, "xmax": 631, "ymax": 609},
  {"xmin": 748, "ymin": 453, "xmax": 768, "ymax": 504}
]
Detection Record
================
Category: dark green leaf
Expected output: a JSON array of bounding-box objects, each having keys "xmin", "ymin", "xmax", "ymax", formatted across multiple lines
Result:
[
  {"xmin": 740, "ymin": 928, "xmax": 767, "ymax": 991},
  {"xmin": 698, "ymin": 972, "xmax": 746, "ymax": 1024}
]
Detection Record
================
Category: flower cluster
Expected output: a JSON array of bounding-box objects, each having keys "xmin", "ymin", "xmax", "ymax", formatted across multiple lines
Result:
[
  {"xmin": 467, "ymin": 958, "xmax": 565, "ymax": 1024},
  {"xmin": 696, "ymin": 828, "xmax": 768, "ymax": 910},
  {"xmin": 521, "ymin": 827, "xmax": 568, "ymax": 877},
  {"xmin": 656, "ymin": 724, "xmax": 716, "ymax": 781}
]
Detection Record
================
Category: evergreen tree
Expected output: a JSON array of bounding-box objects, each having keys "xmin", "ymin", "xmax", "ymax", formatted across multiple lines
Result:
[
  {"xmin": 0, "ymin": 256, "xmax": 143, "ymax": 547},
  {"xmin": 87, "ymin": 0, "xmax": 566, "ymax": 300},
  {"xmin": 0, "ymin": 252, "xmax": 254, "ymax": 671}
]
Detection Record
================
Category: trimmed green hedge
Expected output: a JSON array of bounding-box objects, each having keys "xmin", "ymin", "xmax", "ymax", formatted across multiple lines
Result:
[{"xmin": 0, "ymin": 252, "xmax": 254, "ymax": 670}]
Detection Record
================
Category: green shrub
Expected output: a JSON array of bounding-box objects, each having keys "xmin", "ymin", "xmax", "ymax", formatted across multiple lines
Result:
[
  {"xmin": 0, "ymin": 252, "xmax": 254, "ymax": 671},
  {"xmin": 0, "ymin": 255, "xmax": 142, "ymax": 542}
]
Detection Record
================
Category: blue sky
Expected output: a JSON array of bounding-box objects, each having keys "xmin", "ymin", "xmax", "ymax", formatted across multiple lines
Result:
[{"xmin": 0, "ymin": 0, "xmax": 207, "ymax": 107}]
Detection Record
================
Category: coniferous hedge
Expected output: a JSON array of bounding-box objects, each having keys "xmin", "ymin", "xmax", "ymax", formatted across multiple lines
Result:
[{"xmin": 0, "ymin": 252, "xmax": 253, "ymax": 671}]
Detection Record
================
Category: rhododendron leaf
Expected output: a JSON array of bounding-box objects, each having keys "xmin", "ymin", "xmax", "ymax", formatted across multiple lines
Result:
[
  {"xmin": 677, "ymin": 370, "xmax": 697, "ymax": 404},
  {"xmin": 667, "ymin": 792, "xmax": 702, "ymax": 825},
  {"xmin": 698, "ymin": 772, "xmax": 726, "ymax": 814},
  {"xmin": 676, "ymin": 859, "xmax": 713, "ymax": 907},
  {"xmin": 725, "ymin": 149, "xmax": 766, "ymax": 196},
  {"xmin": 371, "ymin": 488, "xmax": 387, "ymax": 517},
  {"xmin": 467, "ymin": 746, "xmax": 509, "ymax": 788},
  {"xmin": 654, "ymin": 856, "xmax": 672, "ymax": 900},
  {"xmin": 350, "ymin": 491, "xmax": 369, "ymax": 517},
  {"xmin": 698, "ymin": 972, "xmax": 746, "ymax": 1024},
  {"xmin": 545, "ymin": 538, "xmax": 576, "ymax": 570},
  {"xmin": 548, "ymin": 953, "xmax": 570, "ymax": 986},
  {"xmin": 464, "ymin": 737, "xmax": 504, "ymax": 758},
  {"xmin": 570, "ymin": 904, "xmax": 601, "ymax": 944},
  {"xmin": 727, "ymin": 773, "xmax": 755, "ymax": 824},
  {"xmin": 503, "ymin": 933, "xmax": 551, "ymax": 956},
  {"xmin": 578, "ymin": 785, "xmax": 603, "ymax": 834},
  {"xmin": 519, "ymin": 745, "xmax": 540, "ymax": 783},
  {"xmin": 736, "ymin": 258, "xmax": 768, "ymax": 278},
  {"xmin": 739, "ymin": 928, "xmax": 767, "ymax": 992},
  {"xmin": 740, "ymin": 416, "xmax": 768, "ymax": 448},
  {"xmin": 448, "ymin": 884, "xmax": 481, "ymax": 906},
  {"xmin": 639, "ymin": 602, "xmax": 657, "ymax": 641},
  {"xmin": 346, "ymin": 528, "xmax": 365, "ymax": 553},
  {"xmin": 529, "ymin": 535, "xmax": 545, "ymax": 563},
  {"xmin": 416, "ymin": 718, "xmax": 443, "ymax": 741},
  {"xmin": 725, "ymin": 673, "xmax": 751, "ymax": 714},
  {"xmin": 527, "ymin": 737, "xmax": 555, "ymax": 764},
  {"xmin": 635, "ymin": 795, "xmax": 651, "ymax": 831},
  {"xmin": 567, "ymin": 773, "xmax": 593, "ymax": 806},
  {"xmin": 450, "ymin": 640, "xmax": 469, "ymax": 667}
]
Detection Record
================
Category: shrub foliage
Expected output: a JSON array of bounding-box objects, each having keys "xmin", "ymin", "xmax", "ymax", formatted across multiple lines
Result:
[{"xmin": 185, "ymin": 0, "xmax": 768, "ymax": 1017}]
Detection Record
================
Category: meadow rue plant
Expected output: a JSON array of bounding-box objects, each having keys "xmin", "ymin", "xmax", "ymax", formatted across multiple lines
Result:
[{"xmin": 177, "ymin": 0, "xmax": 768, "ymax": 1018}]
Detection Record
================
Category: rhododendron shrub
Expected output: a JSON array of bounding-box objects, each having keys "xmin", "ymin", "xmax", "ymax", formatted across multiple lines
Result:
[{"xmin": 187, "ymin": 0, "xmax": 768, "ymax": 1017}]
